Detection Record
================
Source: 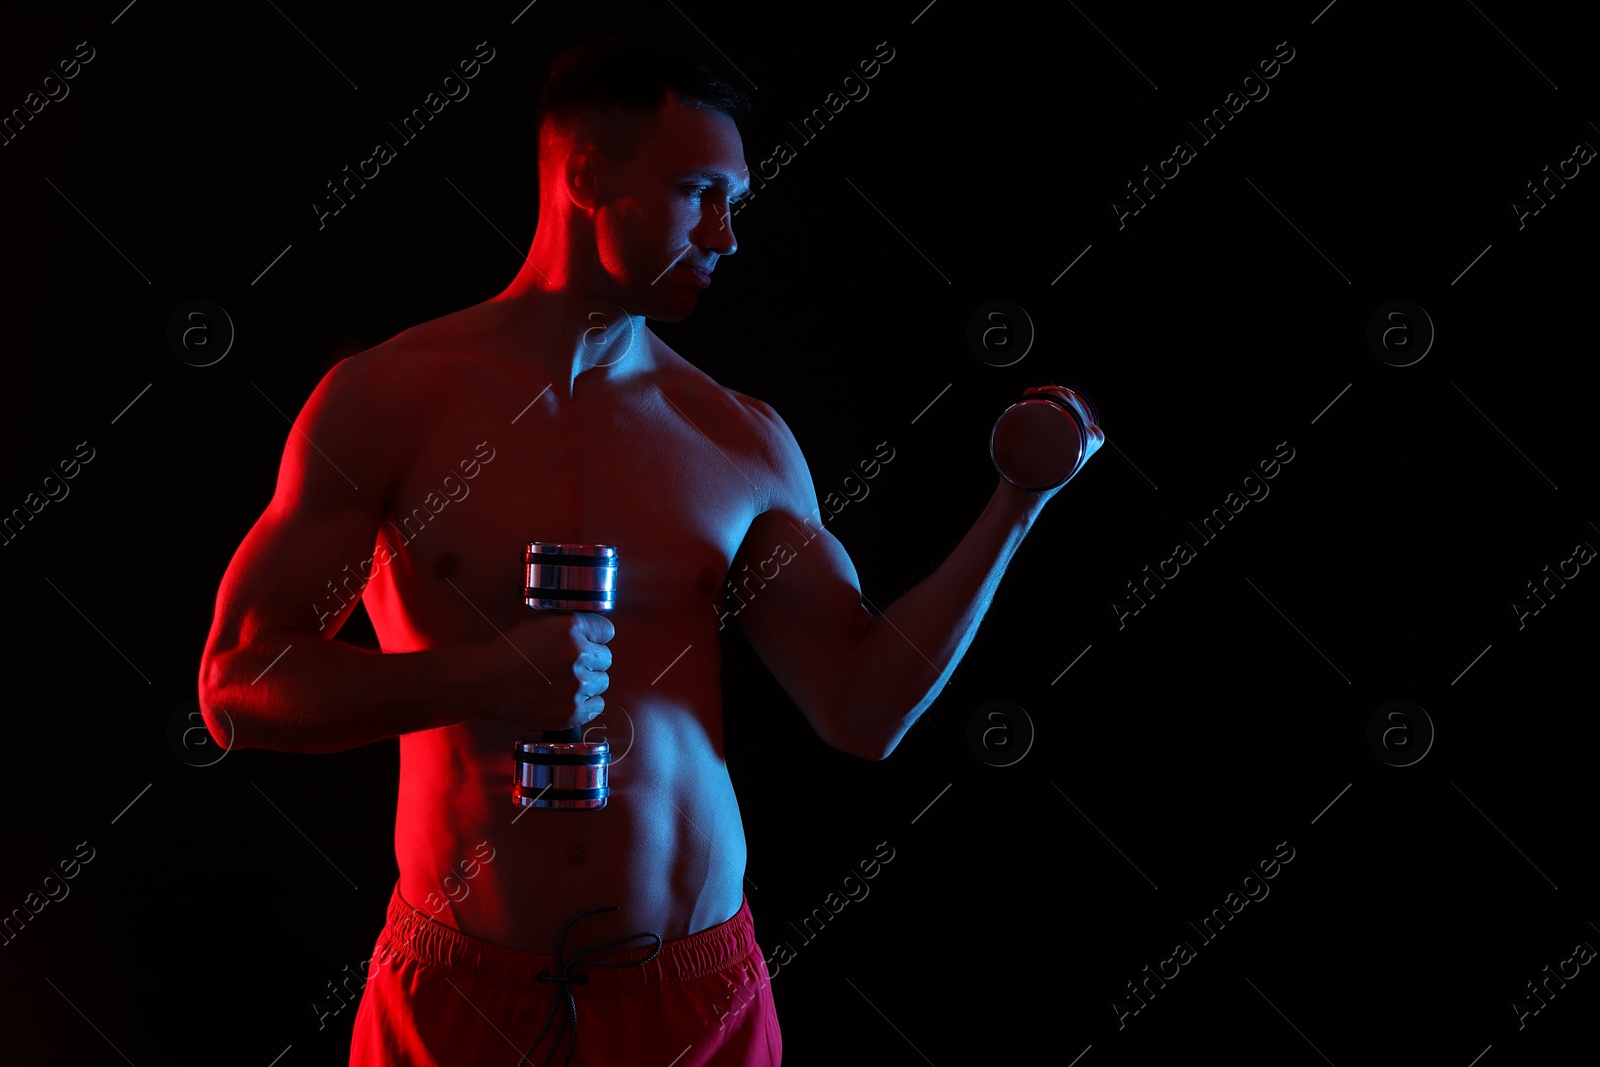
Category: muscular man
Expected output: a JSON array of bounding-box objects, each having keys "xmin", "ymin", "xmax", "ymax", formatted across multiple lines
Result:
[{"xmin": 198, "ymin": 35, "xmax": 1099, "ymax": 1067}]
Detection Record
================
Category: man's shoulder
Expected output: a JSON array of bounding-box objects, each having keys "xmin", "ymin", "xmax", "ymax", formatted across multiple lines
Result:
[
  {"xmin": 318, "ymin": 308, "xmax": 483, "ymax": 408},
  {"xmin": 679, "ymin": 370, "xmax": 790, "ymax": 460},
  {"xmin": 649, "ymin": 352, "xmax": 808, "ymax": 514},
  {"xmin": 729, "ymin": 389, "xmax": 803, "ymax": 467},
  {"xmin": 696, "ymin": 377, "xmax": 813, "ymax": 510}
]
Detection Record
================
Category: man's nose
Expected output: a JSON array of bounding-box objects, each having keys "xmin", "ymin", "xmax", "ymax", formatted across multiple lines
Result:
[{"xmin": 698, "ymin": 202, "xmax": 737, "ymax": 256}]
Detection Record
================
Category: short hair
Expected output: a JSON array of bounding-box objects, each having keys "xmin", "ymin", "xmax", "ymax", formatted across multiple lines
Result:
[{"xmin": 535, "ymin": 34, "xmax": 752, "ymax": 171}]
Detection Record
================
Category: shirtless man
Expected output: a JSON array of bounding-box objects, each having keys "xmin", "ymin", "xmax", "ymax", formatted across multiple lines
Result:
[{"xmin": 198, "ymin": 35, "xmax": 1099, "ymax": 1067}]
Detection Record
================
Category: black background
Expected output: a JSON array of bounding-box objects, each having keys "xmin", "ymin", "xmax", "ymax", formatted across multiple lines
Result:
[{"xmin": 2, "ymin": 1, "xmax": 1596, "ymax": 1064}]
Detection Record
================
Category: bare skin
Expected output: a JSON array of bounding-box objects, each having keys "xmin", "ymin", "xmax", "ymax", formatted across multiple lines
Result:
[
  {"xmin": 358, "ymin": 304, "xmax": 773, "ymax": 952},
  {"xmin": 199, "ymin": 92, "xmax": 1086, "ymax": 958}
]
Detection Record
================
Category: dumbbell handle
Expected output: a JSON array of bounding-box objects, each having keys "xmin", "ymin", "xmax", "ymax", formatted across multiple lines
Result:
[{"xmin": 517, "ymin": 542, "xmax": 618, "ymax": 811}]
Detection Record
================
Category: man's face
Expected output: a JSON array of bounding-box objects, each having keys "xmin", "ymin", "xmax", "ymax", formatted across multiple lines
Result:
[{"xmin": 591, "ymin": 94, "xmax": 749, "ymax": 321}]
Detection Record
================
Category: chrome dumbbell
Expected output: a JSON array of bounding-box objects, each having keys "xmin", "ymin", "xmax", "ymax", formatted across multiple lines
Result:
[
  {"xmin": 990, "ymin": 385, "xmax": 1102, "ymax": 491},
  {"xmin": 512, "ymin": 542, "xmax": 617, "ymax": 811}
]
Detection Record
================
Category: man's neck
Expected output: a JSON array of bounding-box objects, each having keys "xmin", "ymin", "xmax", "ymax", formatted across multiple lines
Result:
[{"xmin": 489, "ymin": 279, "xmax": 657, "ymax": 402}]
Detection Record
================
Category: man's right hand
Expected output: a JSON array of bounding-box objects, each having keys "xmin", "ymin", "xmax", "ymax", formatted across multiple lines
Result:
[{"xmin": 481, "ymin": 612, "xmax": 615, "ymax": 734}]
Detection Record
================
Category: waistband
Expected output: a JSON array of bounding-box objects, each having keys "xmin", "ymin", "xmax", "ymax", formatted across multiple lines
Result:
[{"xmin": 375, "ymin": 883, "xmax": 757, "ymax": 997}]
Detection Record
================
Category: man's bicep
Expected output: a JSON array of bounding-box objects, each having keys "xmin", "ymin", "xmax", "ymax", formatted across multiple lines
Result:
[
  {"xmin": 731, "ymin": 508, "xmax": 876, "ymax": 749},
  {"xmin": 211, "ymin": 500, "xmax": 384, "ymax": 650},
  {"xmin": 206, "ymin": 360, "xmax": 395, "ymax": 654}
]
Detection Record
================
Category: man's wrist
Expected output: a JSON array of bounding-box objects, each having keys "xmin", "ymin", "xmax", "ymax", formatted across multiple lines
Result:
[{"xmin": 992, "ymin": 475, "xmax": 1052, "ymax": 524}]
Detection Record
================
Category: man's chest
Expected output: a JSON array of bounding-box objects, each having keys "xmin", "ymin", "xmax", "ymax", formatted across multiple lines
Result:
[{"xmin": 369, "ymin": 378, "xmax": 768, "ymax": 632}]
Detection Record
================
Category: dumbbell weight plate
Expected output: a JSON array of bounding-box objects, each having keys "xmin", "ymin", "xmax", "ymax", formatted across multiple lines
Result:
[{"xmin": 990, "ymin": 393, "xmax": 1088, "ymax": 492}]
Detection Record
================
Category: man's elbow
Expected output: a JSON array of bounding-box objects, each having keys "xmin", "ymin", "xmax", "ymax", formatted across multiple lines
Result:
[
  {"xmin": 822, "ymin": 698, "xmax": 908, "ymax": 761},
  {"xmin": 830, "ymin": 722, "xmax": 895, "ymax": 761},
  {"xmin": 196, "ymin": 651, "xmax": 256, "ymax": 752},
  {"xmin": 841, "ymin": 739, "xmax": 889, "ymax": 761},
  {"xmin": 866, "ymin": 731, "xmax": 908, "ymax": 761}
]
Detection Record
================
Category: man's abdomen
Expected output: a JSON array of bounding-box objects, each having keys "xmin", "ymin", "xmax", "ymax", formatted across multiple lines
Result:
[{"xmin": 393, "ymin": 696, "xmax": 748, "ymax": 955}]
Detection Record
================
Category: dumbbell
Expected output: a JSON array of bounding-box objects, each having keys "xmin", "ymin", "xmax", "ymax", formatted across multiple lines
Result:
[
  {"xmin": 990, "ymin": 385, "xmax": 1102, "ymax": 491},
  {"xmin": 512, "ymin": 542, "xmax": 617, "ymax": 811}
]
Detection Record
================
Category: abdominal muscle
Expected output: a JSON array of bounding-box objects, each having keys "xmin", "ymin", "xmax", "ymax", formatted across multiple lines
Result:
[{"xmin": 393, "ymin": 669, "xmax": 749, "ymax": 957}]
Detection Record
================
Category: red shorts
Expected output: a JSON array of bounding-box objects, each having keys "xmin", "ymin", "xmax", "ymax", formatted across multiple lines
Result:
[{"xmin": 349, "ymin": 883, "xmax": 782, "ymax": 1066}]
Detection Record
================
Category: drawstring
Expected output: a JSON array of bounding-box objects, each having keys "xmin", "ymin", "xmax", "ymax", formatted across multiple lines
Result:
[{"xmin": 519, "ymin": 905, "xmax": 662, "ymax": 1067}]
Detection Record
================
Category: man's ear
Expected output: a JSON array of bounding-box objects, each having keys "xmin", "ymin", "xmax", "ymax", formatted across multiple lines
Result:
[{"xmin": 565, "ymin": 148, "xmax": 602, "ymax": 211}]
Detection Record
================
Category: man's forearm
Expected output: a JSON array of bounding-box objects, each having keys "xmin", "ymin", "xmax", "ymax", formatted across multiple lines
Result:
[
  {"xmin": 836, "ymin": 479, "xmax": 1047, "ymax": 759},
  {"xmin": 199, "ymin": 631, "xmax": 487, "ymax": 755}
]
